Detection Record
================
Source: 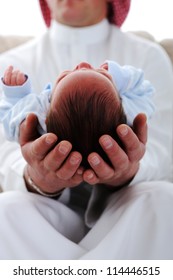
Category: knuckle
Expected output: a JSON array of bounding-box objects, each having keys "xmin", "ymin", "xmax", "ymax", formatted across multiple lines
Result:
[
  {"xmin": 115, "ymin": 155, "xmax": 128, "ymax": 168},
  {"xmin": 128, "ymin": 140, "xmax": 140, "ymax": 152},
  {"xmin": 99, "ymin": 170, "xmax": 114, "ymax": 181},
  {"xmin": 88, "ymin": 176, "xmax": 99, "ymax": 185},
  {"xmin": 130, "ymin": 145, "xmax": 144, "ymax": 161},
  {"xmin": 56, "ymin": 171, "xmax": 64, "ymax": 180},
  {"xmin": 56, "ymin": 170, "xmax": 70, "ymax": 180},
  {"xmin": 114, "ymin": 171, "xmax": 122, "ymax": 180},
  {"xmin": 72, "ymin": 175, "xmax": 82, "ymax": 185},
  {"xmin": 43, "ymin": 160, "xmax": 51, "ymax": 171}
]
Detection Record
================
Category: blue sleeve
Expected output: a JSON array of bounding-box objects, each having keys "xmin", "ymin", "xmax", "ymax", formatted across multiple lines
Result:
[
  {"xmin": 107, "ymin": 60, "xmax": 155, "ymax": 125},
  {"xmin": 0, "ymin": 77, "xmax": 32, "ymax": 141}
]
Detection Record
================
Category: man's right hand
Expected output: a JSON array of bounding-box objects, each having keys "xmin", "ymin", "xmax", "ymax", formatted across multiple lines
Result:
[{"xmin": 19, "ymin": 113, "xmax": 83, "ymax": 194}]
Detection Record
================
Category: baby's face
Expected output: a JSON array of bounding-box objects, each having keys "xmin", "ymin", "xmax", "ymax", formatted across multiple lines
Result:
[{"xmin": 51, "ymin": 62, "xmax": 120, "ymax": 109}]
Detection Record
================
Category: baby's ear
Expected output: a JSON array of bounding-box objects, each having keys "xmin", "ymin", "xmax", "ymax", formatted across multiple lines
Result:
[{"xmin": 100, "ymin": 62, "xmax": 108, "ymax": 70}]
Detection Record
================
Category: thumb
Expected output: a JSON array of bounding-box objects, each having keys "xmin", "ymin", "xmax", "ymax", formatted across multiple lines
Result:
[
  {"xmin": 133, "ymin": 113, "xmax": 148, "ymax": 145},
  {"xmin": 19, "ymin": 113, "xmax": 40, "ymax": 146}
]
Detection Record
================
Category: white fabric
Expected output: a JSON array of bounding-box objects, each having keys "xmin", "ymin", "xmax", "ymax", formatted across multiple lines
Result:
[
  {"xmin": 0, "ymin": 60, "xmax": 155, "ymax": 142},
  {"xmin": 0, "ymin": 181, "xmax": 173, "ymax": 259},
  {"xmin": 0, "ymin": 19, "xmax": 172, "ymax": 259}
]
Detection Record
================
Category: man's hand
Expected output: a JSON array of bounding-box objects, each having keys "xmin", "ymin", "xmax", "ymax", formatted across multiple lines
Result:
[
  {"xmin": 83, "ymin": 114, "xmax": 147, "ymax": 188},
  {"xmin": 20, "ymin": 113, "xmax": 147, "ymax": 194},
  {"xmin": 20, "ymin": 113, "xmax": 83, "ymax": 194}
]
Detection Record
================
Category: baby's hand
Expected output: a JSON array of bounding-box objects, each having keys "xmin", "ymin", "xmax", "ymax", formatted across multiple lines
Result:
[{"xmin": 3, "ymin": 66, "xmax": 26, "ymax": 86}]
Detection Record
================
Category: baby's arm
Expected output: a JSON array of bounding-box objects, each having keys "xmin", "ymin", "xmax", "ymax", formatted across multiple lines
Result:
[
  {"xmin": 3, "ymin": 66, "xmax": 26, "ymax": 86},
  {"xmin": 0, "ymin": 67, "xmax": 32, "ymax": 142}
]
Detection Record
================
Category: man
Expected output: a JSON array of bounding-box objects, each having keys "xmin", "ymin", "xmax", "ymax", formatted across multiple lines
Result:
[{"xmin": 0, "ymin": 0, "xmax": 172, "ymax": 259}]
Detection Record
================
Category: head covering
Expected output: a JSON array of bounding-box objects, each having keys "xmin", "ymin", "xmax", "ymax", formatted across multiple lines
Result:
[{"xmin": 39, "ymin": 0, "xmax": 130, "ymax": 28}]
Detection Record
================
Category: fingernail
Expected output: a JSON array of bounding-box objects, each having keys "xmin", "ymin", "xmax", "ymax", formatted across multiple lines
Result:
[
  {"xmin": 58, "ymin": 143, "xmax": 70, "ymax": 155},
  {"xmin": 77, "ymin": 168, "xmax": 83, "ymax": 175},
  {"xmin": 101, "ymin": 136, "xmax": 113, "ymax": 149},
  {"xmin": 119, "ymin": 126, "xmax": 128, "ymax": 136},
  {"xmin": 70, "ymin": 155, "xmax": 81, "ymax": 165},
  {"xmin": 86, "ymin": 173, "xmax": 94, "ymax": 180},
  {"xmin": 89, "ymin": 155, "xmax": 100, "ymax": 166},
  {"xmin": 45, "ymin": 135, "xmax": 56, "ymax": 145}
]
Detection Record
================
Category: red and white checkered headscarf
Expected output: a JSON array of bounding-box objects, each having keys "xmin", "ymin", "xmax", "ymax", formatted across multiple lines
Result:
[{"xmin": 39, "ymin": 0, "xmax": 131, "ymax": 28}]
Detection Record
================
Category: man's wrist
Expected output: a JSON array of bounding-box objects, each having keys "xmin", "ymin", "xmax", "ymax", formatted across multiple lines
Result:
[{"xmin": 24, "ymin": 166, "xmax": 64, "ymax": 198}]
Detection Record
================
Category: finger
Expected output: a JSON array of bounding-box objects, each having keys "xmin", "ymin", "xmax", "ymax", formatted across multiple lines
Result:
[
  {"xmin": 56, "ymin": 151, "xmax": 82, "ymax": 180},
  {"xmin": 43, "ymin": 140, "xmax": 72, "ymax": 171},
  {"xmin": 19, "ymin": 113, "xmax": 40, "ymax": 145},
  {"xmin": 76, "ymin": 166, "xmax": 84, "ymax": 176},
  {"xmin": 133, "ymin": 113, "xmax": 148, "ymax": 145},
  {"xmin": 21, "ymin": 133, "xmax": 58, "ymax": 164},
  {"xmin": 83, "ymin": 169, "xmax": 99, "ymax": 185},
  {"xmin": 10, "ymin": 70, "xmax": 20, "ymax": 86},
  {"xmin": 16, "ymin": 71, "xmax": 26, "ymax": 85},
  {"xmin": 116, "ymin": 124, "xmax": 144, "ymax": 162},
  {"xmin": 30, "ymin": 133, "xmax": 58, "ymax": 161},
  {"xmin": 87, "ymin": 152, "xmax": 114, "ymax": 180},
  {"xmin": 3, "ymin": 65, "xmax": 13, "ymax": 85},
  {"xmin": 99, "ymin": 135, "xmax": 129, "ymax": 169},
  {"xmin": 70, "ymin": 170, "xmax": 84, "ymax": 186}
]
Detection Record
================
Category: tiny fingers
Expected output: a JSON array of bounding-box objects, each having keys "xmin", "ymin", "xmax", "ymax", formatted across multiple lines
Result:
[
  {"xmin": 3, "ymin": 65, "xmax": 13, "ymax": 85},
  {"xmin": 16, "ymin": 72, "xmax": 26, "ymax": 85},
  {"xmin": 3, "ymin": 66, "xmax": 26, "ymax": 86}
]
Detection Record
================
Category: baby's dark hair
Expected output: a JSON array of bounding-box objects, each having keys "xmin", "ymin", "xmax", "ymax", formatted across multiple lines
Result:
[{"xmin": 46, "ymin": 83, "xmax": 127, "ymax": 168}]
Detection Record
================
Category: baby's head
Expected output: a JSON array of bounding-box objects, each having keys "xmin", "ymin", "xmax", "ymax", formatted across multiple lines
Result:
[{"xmin": 46, "ymin": 62, "xmax": 127, "ymax": 168}]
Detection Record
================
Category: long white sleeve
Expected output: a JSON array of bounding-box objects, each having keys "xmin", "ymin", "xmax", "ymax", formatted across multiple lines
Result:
[{"xmin": 0, "ymin": 128, "xmax": 27, "ymax": 192}]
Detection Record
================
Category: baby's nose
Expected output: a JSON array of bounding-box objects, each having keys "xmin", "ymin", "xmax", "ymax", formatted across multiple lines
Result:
[{"xmin": 75, "ymin": 62, "xmax": 93, "ymax": 70}]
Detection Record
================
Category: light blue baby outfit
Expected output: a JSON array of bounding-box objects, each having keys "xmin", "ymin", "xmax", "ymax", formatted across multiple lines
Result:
[{"xmin": 0, "ymin": 61, "xmax": 155, "ymax": 142}]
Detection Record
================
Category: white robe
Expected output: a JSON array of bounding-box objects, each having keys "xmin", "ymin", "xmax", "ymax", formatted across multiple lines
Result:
[
  {"xmin": 0, "ymin": 182, "xmax": 173, "ymax": 259},
  {"xmin": 0, "ymin": 19, "xmax": 173, "ymax": 259}
]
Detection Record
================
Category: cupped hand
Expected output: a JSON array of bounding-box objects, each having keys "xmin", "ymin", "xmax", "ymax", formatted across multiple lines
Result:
[
  {"xmin": 83, "ymin": 113, "xmax": 147, "ymax": 188},
  {"xmin": 19, "ymin": 113, "xmax": 83, "ymax": 194}
]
